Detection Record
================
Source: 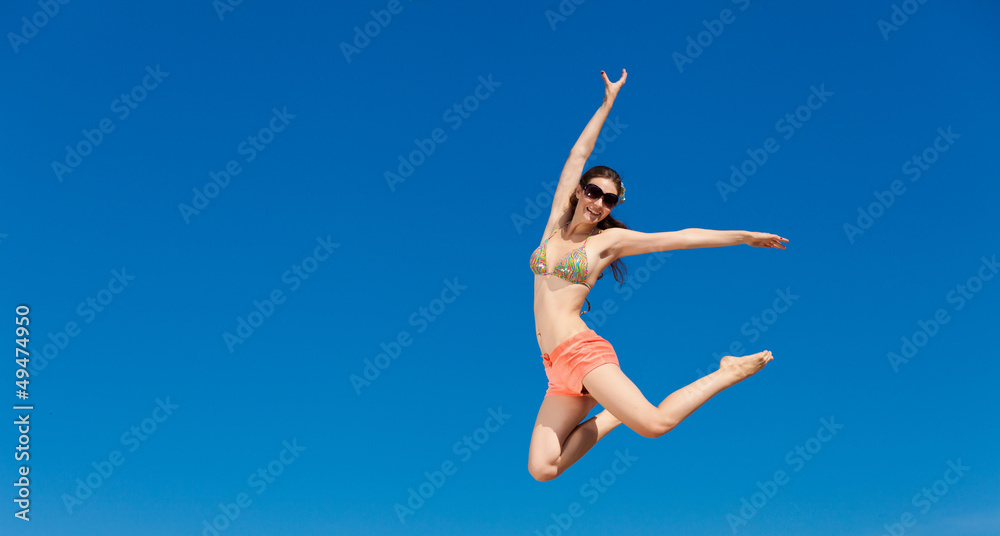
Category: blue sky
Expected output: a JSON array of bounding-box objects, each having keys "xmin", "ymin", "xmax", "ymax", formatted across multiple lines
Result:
[{"xmin": 1, "ymin": 1, "xmax": 998, "ymax": 535}]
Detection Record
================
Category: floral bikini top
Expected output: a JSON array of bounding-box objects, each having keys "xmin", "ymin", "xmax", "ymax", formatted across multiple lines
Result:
[{"xmin": 529, "ymin": 223, "xmax": 597, "ymax": 290}]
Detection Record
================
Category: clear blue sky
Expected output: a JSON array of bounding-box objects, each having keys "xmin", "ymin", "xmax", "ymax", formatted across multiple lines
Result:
[{"xmin": 2, "ymin": 1, "xmax": 998, "ymax": 535}]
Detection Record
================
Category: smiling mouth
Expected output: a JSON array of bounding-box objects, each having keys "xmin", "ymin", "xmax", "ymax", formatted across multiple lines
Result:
[{"xmin": 586, "ymin": 207, "xmax": 601, "ymax": 215}]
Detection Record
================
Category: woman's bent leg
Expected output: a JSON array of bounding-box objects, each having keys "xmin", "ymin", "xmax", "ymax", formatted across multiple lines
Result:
[
  {"xmin": 527, "ymin": 395, "xmax": 622, "ymax": 481},
  {"xmin": 582, "ymin": 351, "xmax": 773, "ymax": 438}
]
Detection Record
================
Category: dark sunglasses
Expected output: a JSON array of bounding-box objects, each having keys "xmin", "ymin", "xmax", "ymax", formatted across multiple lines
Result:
[{"xmin": 583, "ymin": 183, "xmax": 621, "ymax": 208}]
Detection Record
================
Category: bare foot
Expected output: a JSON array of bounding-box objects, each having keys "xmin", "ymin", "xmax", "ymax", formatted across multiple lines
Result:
[{"xmin": 719, "ymin": 351, "xmax": 773, "ymax": 384}]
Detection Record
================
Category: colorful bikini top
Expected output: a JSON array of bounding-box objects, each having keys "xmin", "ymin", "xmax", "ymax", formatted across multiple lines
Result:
[{"xmin": 529, "ymin": 223, "xmax": 597, "ymax": 289}]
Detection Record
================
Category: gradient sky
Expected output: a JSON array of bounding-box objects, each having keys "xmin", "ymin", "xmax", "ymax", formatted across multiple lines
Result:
[{"xmin": 2, "ymin": 1, "xmax": 998, "ymax": 535}]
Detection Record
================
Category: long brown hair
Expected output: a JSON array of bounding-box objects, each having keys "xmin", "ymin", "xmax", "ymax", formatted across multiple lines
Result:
[{"xmin": 566, "ymin": 165, "xmax": 629, "ymax": 286}]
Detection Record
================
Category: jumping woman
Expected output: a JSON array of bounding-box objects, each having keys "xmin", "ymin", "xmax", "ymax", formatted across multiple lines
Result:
[{"xmin": 527, "ymin": 69, "xmax": 788, "ymax": 481}]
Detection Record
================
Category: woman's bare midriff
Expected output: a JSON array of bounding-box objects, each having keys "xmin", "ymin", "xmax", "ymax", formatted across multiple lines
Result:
[{"xmin": 533, "ymin": 277, "xmax": 595, "ymax": 355}]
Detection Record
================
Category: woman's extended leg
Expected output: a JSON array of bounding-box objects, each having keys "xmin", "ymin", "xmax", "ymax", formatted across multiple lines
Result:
[
  {"xmin": 527, "ymin": 395, "xmax": 623, "ymax": 481},
  {"xmin": 581, "ymin": 351, "xmax": 773, "ymax": 438}
]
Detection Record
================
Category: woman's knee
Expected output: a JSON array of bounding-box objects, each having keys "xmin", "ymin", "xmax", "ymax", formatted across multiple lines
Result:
[
  {"xmin": 527, "ymin": 458, "xmax": 559, "ymax": 482},
  {"xmin": 635, "ymin": 416, "xmax": 677, "ymax": 439}
]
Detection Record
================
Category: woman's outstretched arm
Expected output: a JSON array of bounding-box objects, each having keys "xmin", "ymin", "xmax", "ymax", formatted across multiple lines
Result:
[
  {"xmin": 545, "ymin": 69, "xmax": 628, "ymax": 228},
  {"xmin": 609, "ymin": 228, "xmax": 788, "ymax": 258}
]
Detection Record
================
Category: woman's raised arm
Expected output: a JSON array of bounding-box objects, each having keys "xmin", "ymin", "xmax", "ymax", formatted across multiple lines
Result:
[{"xmin": 545, "ymin": 69, "xmax": 628, "ymax": 227}]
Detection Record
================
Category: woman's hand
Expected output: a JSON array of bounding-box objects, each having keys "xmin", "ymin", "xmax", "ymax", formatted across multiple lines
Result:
[
  {"xmin": 746, "ymin": 232, "xmax": 789, "ymax": 249},
  {"xmin": 601, "ymin": 68, "xmax": 627, "ymax": 105}
]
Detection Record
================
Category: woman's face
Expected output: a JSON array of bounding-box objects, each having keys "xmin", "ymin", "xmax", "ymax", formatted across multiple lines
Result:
[{"xmin": 577, "ymin": 177, "xmax": 619, "ymax": 223}]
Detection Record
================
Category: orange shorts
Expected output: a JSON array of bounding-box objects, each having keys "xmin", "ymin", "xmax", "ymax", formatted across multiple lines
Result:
[{"xmin": 541, "ymin": 329, "xmax": 620, "ymax": 397}]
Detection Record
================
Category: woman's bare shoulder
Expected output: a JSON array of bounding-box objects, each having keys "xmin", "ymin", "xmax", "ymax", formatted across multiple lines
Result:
[
  {"xmin": 594, "ymin": 226, "xmax": 632, "ymax": 242},
  {"xmin": 593, "ymin": 226, "xmax": 628, "ymax": 257},
  {"xmin": 539, "ymin": 212, "xmax": 571, "ymax": 243}
]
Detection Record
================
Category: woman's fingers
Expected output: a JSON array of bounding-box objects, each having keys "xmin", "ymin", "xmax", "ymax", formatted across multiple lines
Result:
[
  {"xmin": 601, "ymin": 69, "xmax": 627, "ymax": 87},
  {"xmin": 749, "ymin": 233, "xmax": 787, "ymax": 249}
]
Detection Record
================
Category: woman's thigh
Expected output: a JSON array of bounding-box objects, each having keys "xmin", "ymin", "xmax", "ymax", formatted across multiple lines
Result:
[
  {"xmin": 582, "ymin": 364, "xmax": 662, "ymax": 437},
  {"xmin": 528, "ymin": 395, "xmax": 598, "ymax": 462}
]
